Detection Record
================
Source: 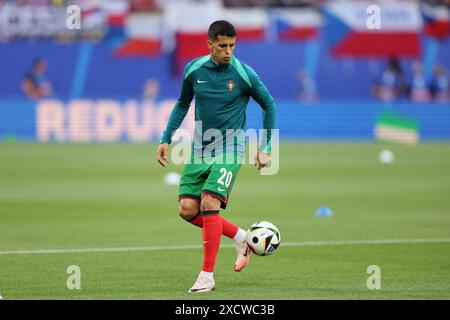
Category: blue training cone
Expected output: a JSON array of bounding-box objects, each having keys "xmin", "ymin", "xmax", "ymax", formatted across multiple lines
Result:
[{"xmin": 315, "ymin": 206, "xmax": 333, "ymax": 217}]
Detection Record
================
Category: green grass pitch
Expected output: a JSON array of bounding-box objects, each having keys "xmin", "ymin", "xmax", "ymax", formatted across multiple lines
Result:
[{"xmin": 0, "ymin": 143, "xmax": 449, "ymax": 299}]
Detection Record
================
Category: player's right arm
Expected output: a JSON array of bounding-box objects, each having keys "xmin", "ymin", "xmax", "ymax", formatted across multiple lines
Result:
[
  {"xmin": 156, "ymin": 143, "xmax": 169, "ymax": 167},
  {"xmin": 157, "ymin": 64, "xmax": 195, "ymax": 167}
]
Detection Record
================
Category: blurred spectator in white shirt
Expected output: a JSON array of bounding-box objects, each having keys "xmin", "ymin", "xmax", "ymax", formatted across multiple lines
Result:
[
  {"xmin": 408, "ymin": 62, "xmax": 431, "ymax": 102},
  {"xmin": 373, "ymin": 57, "xmax": 405, "ymax": 102},
  {"xmin": 430, "ymin": 64, "xmax": 449, "ymax": 102},
  {"xmin": 295, "ymin": 69, "xmax": 318, "ymax": 103}
]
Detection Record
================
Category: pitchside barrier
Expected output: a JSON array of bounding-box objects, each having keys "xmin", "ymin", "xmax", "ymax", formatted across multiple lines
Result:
[{"xmin": 0, "ymin": 99, "xmax": 449, "ymax": 143}]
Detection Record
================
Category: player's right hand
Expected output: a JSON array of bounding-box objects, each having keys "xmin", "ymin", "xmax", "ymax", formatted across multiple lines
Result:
[{"xmin": 157, "ymin": 143, "xmax": 169, "ymax": 167}]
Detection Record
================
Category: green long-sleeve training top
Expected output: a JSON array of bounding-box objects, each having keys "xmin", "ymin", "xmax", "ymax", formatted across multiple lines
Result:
[{"xmin": 161, "ymin": 54, "xmax": 276, "ymax": 156}]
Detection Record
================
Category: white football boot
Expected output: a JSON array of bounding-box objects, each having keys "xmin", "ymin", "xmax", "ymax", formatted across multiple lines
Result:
[{"xmin": 188, "ymin": 275, "xmax": 216, "ymax": 293}]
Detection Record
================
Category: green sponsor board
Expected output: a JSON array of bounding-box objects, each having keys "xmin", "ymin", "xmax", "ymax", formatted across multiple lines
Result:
[{"xmin": 375, "ymin": 110, "xmax": 419, "ymax": 145}]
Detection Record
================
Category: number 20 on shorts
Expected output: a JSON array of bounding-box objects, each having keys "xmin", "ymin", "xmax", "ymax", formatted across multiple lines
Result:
[{"xmin": 218, "ymin": 168, "xmax": 233, "ymax": 187}]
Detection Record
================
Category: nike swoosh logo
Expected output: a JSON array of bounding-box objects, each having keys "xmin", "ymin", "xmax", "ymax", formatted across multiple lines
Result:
[
  {"xmin": 218, "ymin": 188, "xmax": 226, "ymax": 192},
  {"xmin": 197, "ymin": 79, "xmax": 207, "ymax": 83}
]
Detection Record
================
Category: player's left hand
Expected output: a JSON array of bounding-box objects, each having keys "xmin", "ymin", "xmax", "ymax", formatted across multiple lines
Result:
[{"xmin": 254, "ymin": 151, "xmax": 271, "ymax": 170}]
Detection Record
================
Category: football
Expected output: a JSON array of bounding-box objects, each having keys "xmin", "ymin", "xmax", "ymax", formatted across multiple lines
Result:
[{"xmin": 246, "ymin": 221, "xmax": 281, "ymax": 256}]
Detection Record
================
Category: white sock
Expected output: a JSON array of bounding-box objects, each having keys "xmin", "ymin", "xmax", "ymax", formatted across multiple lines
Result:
[
  {"xmin": 233, "ymin": 228, "xmax": 247, "ymax": 243},
  {"xmin": 200, "ymin": 271, "xmax": 214, "ymax": 280}
]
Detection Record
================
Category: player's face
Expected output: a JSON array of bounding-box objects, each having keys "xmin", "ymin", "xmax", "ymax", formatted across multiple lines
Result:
[{"xmin": 208, "ymin": 35, "xmax": 236, "ymax": 64}]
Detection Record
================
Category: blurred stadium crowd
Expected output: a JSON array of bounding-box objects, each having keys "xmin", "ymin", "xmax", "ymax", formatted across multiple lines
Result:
[{"xmin": 0, "ymin": 0, "xmax": 449, "ymax": 101}]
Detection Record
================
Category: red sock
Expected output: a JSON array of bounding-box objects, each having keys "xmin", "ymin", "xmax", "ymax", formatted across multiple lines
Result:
[
  {"xmin": 187, "ymin": 212, "xmax": 203, "ymax": 227},
  {"xmin": 201, "ymin": 211, "xmax": 222, "ymax": 272},
  {"xmin": 188, "ymin": 212, "xmax": 238, "ymax": 239},
  {"xmin": 221, "ymin": 217, "xmax": 239, "ymax": 239}
]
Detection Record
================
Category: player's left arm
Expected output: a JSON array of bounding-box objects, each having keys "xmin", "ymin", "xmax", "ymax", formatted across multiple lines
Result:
[{"xmin": 244, "ymin": 65, "xmax": 276, "ymax": 170}]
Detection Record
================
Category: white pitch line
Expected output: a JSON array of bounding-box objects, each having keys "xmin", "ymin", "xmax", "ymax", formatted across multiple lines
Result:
[
  {"xmin": 283, "ymin": 238, "xmax": 450, "ymax": 247},
  {"xmin": 0, "ymin": 238, "xmax": 450, "ymax": 256}
]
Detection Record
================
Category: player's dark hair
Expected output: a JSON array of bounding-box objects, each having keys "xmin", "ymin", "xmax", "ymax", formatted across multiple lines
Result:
[{"xmin": 208, "ymin": 20, "xmax": 236, "ymax": 41}]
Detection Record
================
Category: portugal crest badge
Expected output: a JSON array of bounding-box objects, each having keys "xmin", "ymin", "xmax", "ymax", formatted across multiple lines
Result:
[{"xmin": 227, "ymin": 80, "xmax": 235, "ymax": 92}]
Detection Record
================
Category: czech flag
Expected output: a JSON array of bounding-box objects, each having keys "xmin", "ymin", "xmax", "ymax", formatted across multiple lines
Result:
[
  {"xmin": 322, "ymin": 0, "xmax": 423, "ymax": 58},
  {"xmin": 114, "ymin": 13, "xmax": 162, "ymax": 57},
  {"xmin": 274, "ymin": 8, "xmax": 322, "ymax": 41},
  {"xmin": 422, "ymin": 3, "xmax": 450, "ymax": 39}
]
